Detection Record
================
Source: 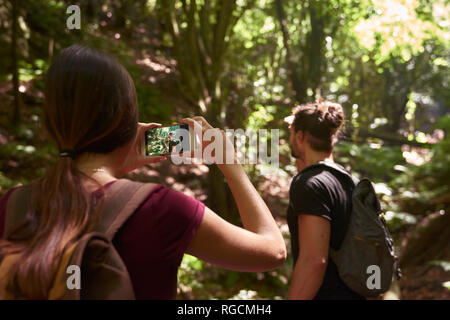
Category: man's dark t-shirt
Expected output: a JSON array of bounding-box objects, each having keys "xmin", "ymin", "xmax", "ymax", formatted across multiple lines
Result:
[{"xmin": 287, "ymin": 162, "xmax": 365, "ymax": 300}]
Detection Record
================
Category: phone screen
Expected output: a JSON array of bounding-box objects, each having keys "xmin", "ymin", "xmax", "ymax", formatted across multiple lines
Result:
[{"xmin": 145, "ymin": 124, "xmax": 190, "ymax": 156}]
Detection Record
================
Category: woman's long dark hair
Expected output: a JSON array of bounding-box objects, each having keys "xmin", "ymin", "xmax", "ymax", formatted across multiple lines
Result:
[{"xmin": 0, "ymin": 45, "xmax": 138, "ymax": 299}]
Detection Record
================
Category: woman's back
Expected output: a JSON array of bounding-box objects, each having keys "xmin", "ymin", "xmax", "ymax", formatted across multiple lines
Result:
[{"xmin": 0, "ymin": 181, "xmax": 204, "ymax": 299}]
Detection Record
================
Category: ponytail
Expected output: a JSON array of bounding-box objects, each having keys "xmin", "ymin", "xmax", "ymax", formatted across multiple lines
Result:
[{"xmin": 0, "ymin": 156, "xmax": 104, "ymax": 298}]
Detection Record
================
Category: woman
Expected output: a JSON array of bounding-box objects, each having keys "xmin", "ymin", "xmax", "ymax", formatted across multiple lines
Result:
[
  {"xmin": 0, "ymin": 45, "xmax": 286, "ymax": 299},
  {"xmin": 285, "ymin": 100, "xmax": 365, "ymax": 300}
]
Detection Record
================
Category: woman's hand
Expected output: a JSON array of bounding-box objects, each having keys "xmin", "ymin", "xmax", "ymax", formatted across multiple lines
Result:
[
  {"xmin": 117, "ymin": 122, "xmax": 167, "ymax": 176},
  {"xmin": 182, "ymin": 116, "xmax": 237, "ymax": 165}
]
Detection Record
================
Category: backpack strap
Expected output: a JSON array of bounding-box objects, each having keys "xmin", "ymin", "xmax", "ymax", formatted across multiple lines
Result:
[
  {"xmin": 3, "ymin": 180, "xmax": 157, "ymax": 242},
  {"xmin": 94, "ymin": 179, "xmax": 157, "ymax": 241},
  {"xmin": 301, "ymin": 161, "xmax": 359, "ymax": 255},
  {"xmin": 301, "ymin": 161, "xmax": 359, "ymax": 187}
]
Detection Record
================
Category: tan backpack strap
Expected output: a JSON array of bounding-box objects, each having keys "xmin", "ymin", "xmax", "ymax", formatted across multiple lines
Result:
[
  {"xmin": 96, "ymin": 179, "xmax": 157, "ymax": 241},
  {"xmin": 3, "ymin": 180, "xmax": 155, "ymax": 242},
  {"xmin": 4, "ymin": 185, "xmax": 33, "ymax": 240}
]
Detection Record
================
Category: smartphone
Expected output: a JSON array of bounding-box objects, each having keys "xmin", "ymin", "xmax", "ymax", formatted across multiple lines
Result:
[{"xmin": 144, "ymin": 124, "xmax": 191, "ymax": 156}]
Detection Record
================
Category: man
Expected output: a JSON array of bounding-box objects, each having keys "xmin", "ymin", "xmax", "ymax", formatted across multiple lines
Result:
[
  {"xmin": 285, "ymin": 100, "xmax": 365, "ymax": 300},
  {"xmin": 166, "ymin": 131, "xmax": 181, "ymax": 153}
]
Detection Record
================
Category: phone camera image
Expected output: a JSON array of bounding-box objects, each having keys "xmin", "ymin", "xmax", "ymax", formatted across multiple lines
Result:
[{"xmin": 145, "ymin": 124, "xmax": 190, "ymax": 156}]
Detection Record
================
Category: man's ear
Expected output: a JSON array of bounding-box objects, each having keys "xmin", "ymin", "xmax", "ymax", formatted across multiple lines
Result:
[{"xmin": 295, "ymin": 130, "xmax": 305, "ymax": 144}]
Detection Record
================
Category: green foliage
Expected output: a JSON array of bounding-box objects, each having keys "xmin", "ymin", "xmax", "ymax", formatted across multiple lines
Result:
[
  {"xmin": 429, "ymin": 260, "xmax": 450, "ymax": 272},
  {"xmin": 0, "ymin": 171, "xmax": 14, "ymax": 193},
  {"xmin": 403, "ymin": 115, "xmax": 450, "ymax": 199},
  {"xmin": 178, "ymin": 255, "xmax": 205, "ymax": 293},
  {"xmin": 335, "ymin": 141, "xmax": 405, "ymax": 182},
  {"xmin": 135, "ymin": 84, "xmax": 174, "ymax": 123},
  {"xmin": 177, "ymin": 253, "xmax": 291, "ymax": 299},
  {"xmin": 443, "ymin": 281, "xmax": 450, "ymax": 290}
]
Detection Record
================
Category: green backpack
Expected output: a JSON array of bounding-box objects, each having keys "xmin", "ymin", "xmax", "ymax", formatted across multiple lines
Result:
[
  {"xmin": 0, "ymin": 179, "xmax": 155, "ymax": 300},
  {"xmin": 303, "ymin": 161, "xmax": 402, "ymax": 297}
]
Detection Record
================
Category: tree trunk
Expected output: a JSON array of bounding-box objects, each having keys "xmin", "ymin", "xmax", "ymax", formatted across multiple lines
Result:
[
  {"xmin": 274, "ymin": 0, "xmax": 306, "ymax": 103},
  {"xmin": 158, "ymin": 1, "xmax": 247, "ymax": 219},
  {"xmin": 306, "ymin": 1, "xmax": 325, "ymax": 93},
  {"xmin": 205, "ymin": 101, "xmax": 235, "ymax": 218},
  {"xmin": 11, "ymin": 0, "xmax": 21, "ymax": 125},
  {"xmin": 399, "ymin": 209, "xmax": 450, "ymax": 268},
  {"xmin": 207, "ymin": 164, "xmax": 229, "ymax": 215}
]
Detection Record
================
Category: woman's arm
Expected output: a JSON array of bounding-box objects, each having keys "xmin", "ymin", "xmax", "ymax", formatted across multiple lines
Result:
[{"xmin": 184, "ymin": 117, "xmax": 286, "ymax": 272}]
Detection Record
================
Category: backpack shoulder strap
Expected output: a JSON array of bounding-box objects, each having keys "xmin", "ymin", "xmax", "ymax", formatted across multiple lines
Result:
[
  {"xmin": 301, "ymin": 161, "xmax": 359, "ymax": 187},
  {"xmin": 4, "ymin": 180, "xmax": 157, "ymax": 242},
  {"xmin": 302, "ymin": 162, "xmax": 359, "ymax": 255},
  {"xmin": 95, "ymin": 179, "xmax": 157, "ymax": 241}
]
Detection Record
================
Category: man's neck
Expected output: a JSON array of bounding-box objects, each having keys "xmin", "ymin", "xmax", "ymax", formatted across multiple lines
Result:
[
  {"xmin": 306, "ymin": 153, "xmax": 333, "ymax": 166},
  {"xmin": 296, "ymin": 150, "xmax": 333, "ymax": 172}
]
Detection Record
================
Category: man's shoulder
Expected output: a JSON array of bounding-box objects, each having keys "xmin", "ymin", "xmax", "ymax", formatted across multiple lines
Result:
[
  {"xmin": 294, "ymin": 165, "xmax": 336, "ymax": 182},
  {"xmin": 291, "ymin": 169, "xmax": 327, "ymax": 197},
  {"xmin": 293, "ymin": 164, "xmax": 349, "ymax": 193}
]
